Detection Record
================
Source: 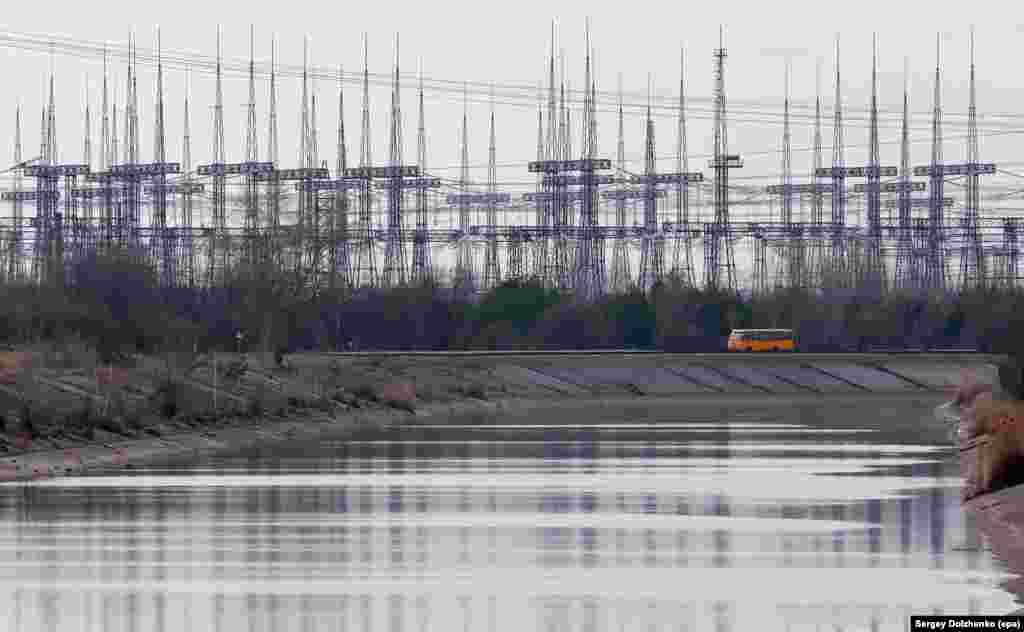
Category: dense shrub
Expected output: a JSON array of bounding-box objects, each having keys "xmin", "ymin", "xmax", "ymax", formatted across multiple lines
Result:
[{"xmin": 1, "ymin": 244, "xmax": 1020, "ymax": 353}]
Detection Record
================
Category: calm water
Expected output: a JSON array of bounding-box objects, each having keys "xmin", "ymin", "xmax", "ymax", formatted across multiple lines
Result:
[{"xmin": 0, "ymin": 398, "xmax": 1020, "ymax": 631}]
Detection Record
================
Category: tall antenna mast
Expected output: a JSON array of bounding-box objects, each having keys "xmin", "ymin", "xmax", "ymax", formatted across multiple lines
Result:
[
  {"xmin": 963, "ymin": 25, "xmax": 985, "ymax": 289},
  {"xmin": 383, "ymin": 32, "xmax": 406, "ymax": 288},
  {"xmin": 245, "ymin": 24, "xmax": 258, "ymax": 163},
  {"xmin": 412, "ymin": 59, "xmax": 431, "ymax": 283},
  {"xmin": 610, "ymin": 73, "xmax": 630, "ymax": 292},
  {"xmin": 927, "ymin": 33, "xmax": 945, "ymax": 291},
  {"xmin": 706, "ymin": 25, "xmax": 740, "ymax": 292},
  {"xmin": 829, "ymin": 35, "xmax": 847, "ymax": 284},
  {"xmin": 101, "ymin": 45, "xmax": 110, "ymax": 171}
]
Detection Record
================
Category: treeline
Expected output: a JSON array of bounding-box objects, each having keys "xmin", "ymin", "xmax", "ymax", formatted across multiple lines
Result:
[{"xmin": 0, "ymin": 248, "xmax": 1020, "ymax": 356}]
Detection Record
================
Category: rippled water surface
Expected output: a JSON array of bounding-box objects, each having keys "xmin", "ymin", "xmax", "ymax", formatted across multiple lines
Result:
[{"xmin": 0, "ymin": 398, "xmax": 1019, "ymax": 631}]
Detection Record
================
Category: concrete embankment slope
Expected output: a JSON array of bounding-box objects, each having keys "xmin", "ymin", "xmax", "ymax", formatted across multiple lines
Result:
[
  {"xmin": 290, "ymin": 352, "xmax": 1001, "ymax": 398},
  {"xmin": 0, "ymin": 352, "xmax": 998, "ymax": 482}
]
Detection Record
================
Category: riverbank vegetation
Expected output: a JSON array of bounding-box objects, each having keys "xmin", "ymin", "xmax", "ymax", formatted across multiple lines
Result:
[{"xmin": 0, "ymin": 247, "xmax": 1018, "ymax": 356}]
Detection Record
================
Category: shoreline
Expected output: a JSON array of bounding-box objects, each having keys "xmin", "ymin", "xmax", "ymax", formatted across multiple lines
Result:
[{"xmin": 0, "ymin": 390, "xmax": 947, "ymax": 482}]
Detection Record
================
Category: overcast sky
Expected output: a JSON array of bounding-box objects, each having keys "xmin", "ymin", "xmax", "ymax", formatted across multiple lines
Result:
[{"xmin": 2, "ymin": 0, "xmax": 1024, "ymax": 225}]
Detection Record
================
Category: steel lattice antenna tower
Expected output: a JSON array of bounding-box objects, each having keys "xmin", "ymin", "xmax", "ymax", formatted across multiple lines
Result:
[
  {"xmin": 539, "ymin": 23, "xmax": 557, "ymax": 287},
  {"xmin": 927, "ymin": 34, "xmax": 946, "ymax": 291},
  {"xmin": 296, "ymin": 38, "xmax": 314, "ymax": 284},
  {"xmin": 672, "ymin": 47, "xmax": 695, "ymax": 288},
  {"xmin": 383, "ymin": 34, "xmax": 407, "ymax": 289},
  {"xmin": 243, "ymin": 25, "xmax": 261, "ymax": 272},
  {"xmin": 1004, "ymin": 218, "xmax": 1019, "ymax": 288},
  {"xmin": 111, "ymin": 94, "xmax": 118, "ymax": 177},
  {"xmin": 483, "ymin": 84, "xmax": 500, "ymax": 292},
  {"xmin": 829, "ymin": 36, "xmax": 847, "ymax": 285},
  {"xmin": 101, "ymin": 47, "xmax": 110, "ymax": 172},
  {"xmin": 962, "ymin": 26, "xmax": 985, "ymax": 289},
  {"xmin": 267, "ymin": 36, "xmax": 281, "ymax": 270},
  {"xmin": 310, "ymin": 68, "xmax": 323, "ymax": 288},
  {"xmin": 82, "ymin": 78, "xmax": 93, "ymax": 233},
  {"xmin": 210, "ymin": 27, "xmax": 227, "ymax": 286},
  {"xmin": 610, "ymin": 74, "xmax": 631, "ymax": 293},
  {"xmin": 334, "ymin": 65, "xmax": 351, "ymax": 289},
  {"xmin": 575, "ymin": 21, "xmax": 601, "ymax": 301},
  {"xmin": 591, "ymin": 72, "xmax": 605, "ymax": 295},
  {"xmin": 39, "ymin": 53, "xmax": 61, "ymax": 286},
  {"xmin": 562, "ymin": 59, "xmax": 572, "ymax": 166},
  {"xmin": 638, "ymin": 76, "xmax": 662, "ymax": 293},
  {"xmin": 245, "ymin": 29, "xmax": 258, "ymax": 165},
  {"xmin": 354, "ymin": 34, "xmax": 376, "ymax": 288},
  {"xmin": 552, "ymin": 51, "xmax": 572, "ymax": 291},
  {"xmin": 706, "ymin": 27, "xmax": 738, "ymax": 292},
  {"xmin": 33, "ymin": 103, "xmax": 45, "ymax": 283},
  {"xmin": 412, "ymin": 62, "xmax": 431, "ymax": 284},
  {"xmin": 83, "ymin": 81, "xmax": 92, "ymax": 170},
  {"xmin": 455, "ymin": 82, "xmax": 474, "ymax": 292},
  {"xmin": 38, "ymin": 105, "xmax": 46, "ymax": 169},
  {"xmin": 809, "ymin": 58, "xmax": 825, "ymax": 287},
  {"xmin": 110, "ymin": 85, "xmax": 119, "ymax": 253},
  {"xmin": 153, "ymin": 27, "xmax": 172, "ymax": 287},
  {"xmin": 776, "ymin": 59, "xmax": 796, "ymax": 289},
  {"xmin": 99, "ymin": 48, "xmax": 115, "ymax": 251},
  {"xmin": 126, "ymin": 35, "xmax": 142, "ymax": 252},
  {"xmin": 533, "ymin": 81, "xmax": 547, "ymax": 282},
  {"xmin": 130, "ymin": 36, "xmax": 139, "ymax": 164},
  {"xmin": 121, "ymin": 39, "xmax": 130, "ymax": 166},
  {"xmin": 864, "ymin": 34, "xmax": 884, "ymax": 292},
  {"xmin": 311, "ymin": 74, "xmax": 320, "ymax": 170},
  {"xmin": 182, "ymin": 71, "xmax": 195, "ymax": 288},
  {"xmin": 895, "ymin": 57, "xmax": 915, "ymax": 291},
  {"xmin": 46, "ymin": 52, "xmax": 56, "ymax": 165},
  {"xmin": 7, "ymin": 105, "xmax": 22, "ymax": 280}
]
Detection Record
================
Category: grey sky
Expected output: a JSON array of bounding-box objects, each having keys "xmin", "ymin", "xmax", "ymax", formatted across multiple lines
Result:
[{"xmin": 2, "ymin": 1, "xmax": 1024, "ymax": 222}]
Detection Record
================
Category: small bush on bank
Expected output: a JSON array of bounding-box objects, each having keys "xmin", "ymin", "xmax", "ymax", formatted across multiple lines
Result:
[
  {"xmin": 352, "ymin": 384, "xmax": 377, "ymax": 402},
  {"xmin": 246, "ymin": 395, "xmax": 265, "ymax": 418}
]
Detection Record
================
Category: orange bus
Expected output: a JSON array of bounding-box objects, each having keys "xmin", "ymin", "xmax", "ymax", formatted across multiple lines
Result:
[{"xmin": 727, "ymin": 328, "xmax": 796, "ymax": 352}]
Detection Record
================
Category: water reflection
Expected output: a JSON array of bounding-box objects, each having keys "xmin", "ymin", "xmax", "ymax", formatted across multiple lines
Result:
[{"xmin": 0, "ymin": 402, "xmax": 1019, "ymax": 630}]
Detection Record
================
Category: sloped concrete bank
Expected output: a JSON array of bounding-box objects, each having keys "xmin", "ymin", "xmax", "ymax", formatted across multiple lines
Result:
[{"xmin": 0, "ymin": 352, "xmax": 999, "ymax": 482}]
